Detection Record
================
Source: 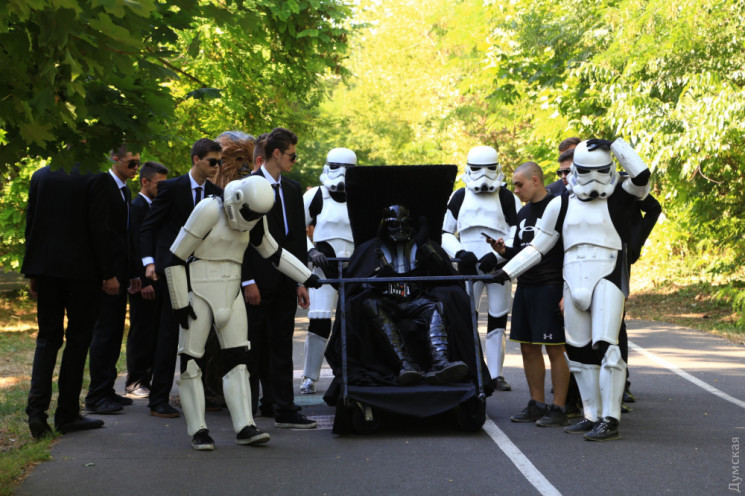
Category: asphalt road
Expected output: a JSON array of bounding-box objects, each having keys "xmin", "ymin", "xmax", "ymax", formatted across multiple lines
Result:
[{"xmin": 16, "ymin": 313, "xmax": 745, "ymax": 496}]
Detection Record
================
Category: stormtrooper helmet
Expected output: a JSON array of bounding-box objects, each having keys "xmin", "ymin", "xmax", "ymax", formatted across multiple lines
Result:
[
  {"xmin": 568, "ymin": 140, "xmax": 619, "ymax": 200},
  {"xmin": 379, "ymin": 204, "xmax": 414, "ymax": 245},
  {"xmin": 320, "ymin": 148, "xmax": 357, "ymax": 193},
  {"xmin": 223, "ymin": 175, "xmax": 275, "ymax": 231},
  {"xmin": 463, "ymin": 146, "xmax": 504, "ymax": 193}
]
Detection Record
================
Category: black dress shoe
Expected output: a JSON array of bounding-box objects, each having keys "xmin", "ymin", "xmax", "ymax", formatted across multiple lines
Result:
[
  {"xmin": 29, "ymin": 417, "xmax": 53, "ymax": 439},
  {"xmin": 85, "ymin": 399, "xmax": 123, "ymax": 414},
  {"xmin": 150, "ymin": 403, "xmax": 180, "ymax": 418},
  {"xmin": 109, "ymin": 393, "xmax": 133, "ymax": 406},
  {"xmin": 56, "ymin": 415, "xmax": 104, "ymax": 434}
]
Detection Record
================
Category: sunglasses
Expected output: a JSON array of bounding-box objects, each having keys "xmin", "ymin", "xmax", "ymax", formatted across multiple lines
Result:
[
  {"xmin": 575, "ymin": 166, "xmax": 611, "ymax": 175},
  {"xmin": 125, "ymin": 159, "xmax": 140, "ymax": 169},
  {"xmin": 206, "ymin": 158, "xmax": 223, "ymax": 167},
  {"xmin": 283, "ymin": 152, "xmax": 298, "ymax": 162},
  {"xmin": 556, "ymin": 169, "xmax": 571, "ymax": 177}
]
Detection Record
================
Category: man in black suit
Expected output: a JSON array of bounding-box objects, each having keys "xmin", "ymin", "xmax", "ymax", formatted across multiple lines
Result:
[
  {"xmin": 84, "ymin": 146, "xmax": 142, "ymax": 414},
  {"xmin": 243, "ymin": 127, "xmax": 317, "ymax": 428},
  {"xmin": 139, "ymin": 138, "xmax": 223, "ymax": 418},
  {"xmin": 23, "ymin": 165, "xmax": 119, "ymax": 438},
  {"xmin": 124, "ymin": 161, "xmax": 169, "ymax": 398}
]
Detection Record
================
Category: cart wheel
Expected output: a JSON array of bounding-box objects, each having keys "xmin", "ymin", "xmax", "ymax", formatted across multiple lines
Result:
[
  {"xmin": 457, "ymin": 397, "xmax": 486, "ymax": 432},
  {"xmin": 351, "ymin": 402, "xmax": 381, "ymax": 435}
]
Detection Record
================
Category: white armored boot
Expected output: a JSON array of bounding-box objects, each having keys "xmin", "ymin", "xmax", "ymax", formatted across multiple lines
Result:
[
  {"xmin": 585, "ymin": 345, "xmax": 625, "ymax": 442},
  {"xmin": 223, "ymin": 364, "xmax": 270, "ymax": 445},
  {"xmin": 301, "ymin": 331, "xmax": 328, "ymax": 394},
  {"xmin": 564, "ymin": 355, "xmax": 601, "ymax": 434},
  {"xmin": 178, "ymin": 359, "xmax": 213, "ymax": 450},
  {"xmin": 486, "ymin": 328, "xmax": 510, "ymax": 390}
]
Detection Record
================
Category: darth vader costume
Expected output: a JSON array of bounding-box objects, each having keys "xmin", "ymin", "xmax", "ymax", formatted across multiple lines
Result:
[{"xmin": 322, "ymin": 167, "xmax": 493, "ymax": 434}]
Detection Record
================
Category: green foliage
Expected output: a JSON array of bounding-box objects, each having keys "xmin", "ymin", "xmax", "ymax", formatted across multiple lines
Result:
[
  {"xmin": 0, "ymin": 159, "xmax": 38, "ymax": 271},
  {"xmin": 0, "ymin": 0, "xmax": 353, "ymax": 271}
]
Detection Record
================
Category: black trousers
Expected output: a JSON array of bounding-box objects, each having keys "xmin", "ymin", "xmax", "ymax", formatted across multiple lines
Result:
[
  {"xmin": 86, "ymin": 283, "xmax": 127, "ymax": 405},
  {"xmin": 148, "ymin": 278, "xmax": 180, "ymax": 409},
  {"xmin": 27, "ymin": 277, "xmax": 101, "ymax": 425},
  {"xmin": 246, "ymin": 284, "xmax": 299, "ymax": 415},
  {"xmin": 125, "ymin": 290, "xmax": 160, "ymax": 390}
]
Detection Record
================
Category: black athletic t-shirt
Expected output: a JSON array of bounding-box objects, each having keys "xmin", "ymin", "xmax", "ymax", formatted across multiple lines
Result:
[{"xmin": 503, "ymin": 193, "xmax": 564, "ymax": 286}]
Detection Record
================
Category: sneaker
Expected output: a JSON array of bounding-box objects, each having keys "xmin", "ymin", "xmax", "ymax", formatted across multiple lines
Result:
[
  {"xmin": 584, "ymin": 417, "xmax": 620, "ymax": 441},
  {"xmin": 564, "ymin": 418, "xmax": 597, "ymax": 434},
  {"xmin": 300, "ymin": 377, "xmax": 316, "ymax": 395},
  {"xmin": 623, "ymin": 387, "xmax": 636, "ymax": 403},
  {"xmin": 495, "ymin": 376, "xmax": 511, "ymax": 391},
  {"xmin": 125, "ymin": 386, "xmax": 150, "ymax": 399},
  {"xmin": 621, "ymin": 402, "xmax": 634, "ymax": 414},
  {"xmin": 274, "ymin": 412, "xmax": 317, "ymax": 429},
  {"xmin": 237, "ymin": 425, "xmax": 270, "ymax": 445},
  {"xmin": 510, "ymin": 400, "xmax": 548, "ymax": 423},
  {"xmin": 536, "ymin": 404, "xmax": 569, "ymax": 427},
  {"xmin": 191, "ymin": 429, "xmax": 215, "ymax": 451}
]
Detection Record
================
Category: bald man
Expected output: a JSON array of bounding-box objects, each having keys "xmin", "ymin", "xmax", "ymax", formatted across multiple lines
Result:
[{"xmin": 489, "ymin": 162, "xmax": 570, "ymax": 428}]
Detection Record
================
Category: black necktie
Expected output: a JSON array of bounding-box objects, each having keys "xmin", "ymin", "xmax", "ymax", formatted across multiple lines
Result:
[
  {"xmin": 272, "ymin": 183, "xmax": 287, "ymax": 235},
  {"xmin": 121, "ymin": 186, "xmax": 130, "ymax": 229},
  {"xmin": 194, "ymin": 186, "xmax": 202, "ymax": 206}
]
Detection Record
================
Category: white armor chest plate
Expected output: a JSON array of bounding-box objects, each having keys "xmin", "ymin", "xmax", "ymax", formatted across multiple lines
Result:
[
  {"xmin": 193, "ymin": 214, "xmax": 251, "ymax": 264},
  {"xmin": 380, "ymin": 243, "xmax": 418, "ymax": 274},
  {"xmin": 312, "ymin": 187, "xmax": 354, "ymax": 244},
  {"xmin": 458, "ymin": 190, "xmax": 511, "ymax": 257},
  {"xmin": 562, "ymin": 197, "xmax": 622, "ymax": 251},
  {"xmin": 562, "ymin": 197, "xmax": 622, "ymax": 311}
]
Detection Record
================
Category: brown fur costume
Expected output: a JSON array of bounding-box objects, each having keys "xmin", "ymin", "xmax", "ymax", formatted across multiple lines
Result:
[{"xmin": 211, "ymin": 132, "xmax": 256, "ymax": 188}]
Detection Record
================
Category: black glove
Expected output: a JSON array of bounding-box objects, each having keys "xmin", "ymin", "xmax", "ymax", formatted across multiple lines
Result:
[
  {"xmin": 175, "ymin": 305, "xmax": 197, "ymax": 330},
  {"xmin": 303, "ymin": 274, "xmax": 322, "ymax": 289},
  {"xmin": 308, "ymin": 248, "xmax": 328, "ymax": 269},
  {"xmin": 630, "ymin": 168, "xmax": 650, "ymax": 186},
  {"xmin": 492, "ymin": 269, "xmax": 510, "ymax": 285},
  {"xmin": 586, "ymin": 138, "xmax": 614, "ymax": 151},
  {"xmin": 414, "ymin": 216, "xmax": 430, "ymax": 246},
  {"xmin": 456, "ymin": 250, "xmax": 478, "ymax": 275},
  {"xmin": 478, "ymin": 252, "xmax": 498, "ymax": 273}
]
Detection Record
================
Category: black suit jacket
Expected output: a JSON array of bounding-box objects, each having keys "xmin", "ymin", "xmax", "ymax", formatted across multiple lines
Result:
[
  {"xmin": 139, "ymin": 173, "xmax": 223, "ymax": 274},
  {"xmin": 242, "ymin": 171, "xmax": 307, "ymax": 295},
  {"xmin": 99, "ymin": 172, "xmax": 133, "ymax": 285},
  {"xmin": 129, "ymin": 193, "xmax": 152, "ymax": 286},
  {"xmin": 22, "ymin": 165, "xmax": 113, "ymax": 281}
]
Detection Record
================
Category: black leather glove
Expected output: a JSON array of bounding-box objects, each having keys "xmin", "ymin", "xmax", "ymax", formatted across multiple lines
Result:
[
  {"xmin": 630, "ymin": 169, "xmax": 650, "ymax": 186},
  {"xmin": 478, "ymin": 252, "xmax": 498, "ymax": 273},
  {"xmin": 456, "ymin": 250, "xmax": 478, "ymax": 275},
  {"xmin": 308, "ymin": 248, "xmax": 328, "ymax": 269},
  {"xmin": 414, "ymin": 216, "xmax": 429, "ymax": 246},
  {"xmin": 175, "ymin": 305, "xmax": 197, "ymax": 330},
  {"xmin": 492, "ymin": 269, "xmax": 510, "ymax": 285},
  {"xmin": 586, "ymin": 138, "xmax": 614, "ymax": 151},
  {"xmin": 303, "ymin": 274, "xmax": 322, "ymax": 289}
]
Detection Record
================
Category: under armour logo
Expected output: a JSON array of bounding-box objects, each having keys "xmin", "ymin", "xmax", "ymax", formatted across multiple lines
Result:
[{"xmin": 543, "ymin": 334, "xmax": 553, "ymax": 340}]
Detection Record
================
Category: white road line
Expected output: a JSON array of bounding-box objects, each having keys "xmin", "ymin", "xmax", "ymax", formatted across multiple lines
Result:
[
  {"xmin": 629, "ymin": 341, "xmax": 745, "ymax": 410},
  {"xmin": 482, "ymin": 418, "xmax": 562, "ymax": 496}
]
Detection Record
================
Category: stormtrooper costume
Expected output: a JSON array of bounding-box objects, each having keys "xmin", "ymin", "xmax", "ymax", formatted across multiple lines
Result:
[
  {"xmin": 494, "ymin": 138, "xmax": 650, "ymax": 441},
  {"xmin": 441, "ymin": 146, "xmax": 521, "ymax": 391},
  {"xmin": 299, "ymin": 148, "xmax": 357, "ymax": 394},
  {"xmin": 165, "ymin": 176, "xmax": 320, "ymax": 450}
]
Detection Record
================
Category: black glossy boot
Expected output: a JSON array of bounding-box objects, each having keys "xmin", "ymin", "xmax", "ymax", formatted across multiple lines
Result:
[{"xmin": 424, "ymin": 309, "xmax": 467, "ymax": 385}]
